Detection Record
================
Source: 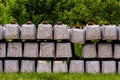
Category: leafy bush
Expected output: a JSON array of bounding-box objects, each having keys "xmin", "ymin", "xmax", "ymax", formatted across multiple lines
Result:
[{"xmin": 0, "ymin": 0, "xmax": 120, "ymax": 26}]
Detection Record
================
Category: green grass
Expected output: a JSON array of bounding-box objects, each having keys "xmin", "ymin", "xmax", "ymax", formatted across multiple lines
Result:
[{"xmin": 0, "ymin": 73, "xmax": 120, "ymax": 80}]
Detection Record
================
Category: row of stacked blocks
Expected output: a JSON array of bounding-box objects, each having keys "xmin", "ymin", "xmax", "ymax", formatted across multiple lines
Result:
[
  {"xmin": 0, "ymin": 42, "xmax": 120, "ymax": 73},
  {"xmin": 1, "ymin": 21, "xmax": 120, "ymax": 41},
  {"xmin": 0, "ymin": 42, "xmax": 72, "ymax": 58},
  {"xmin": 1, "ymin": 21, "xmax": 120, "ymax": 73},
  {"xmin": 1, "ymin": 42, "xmax": 120, "ymax": 58},
  {"xmin": 0, "ymin": 60, "xmax": 120, "ymax": 73}
]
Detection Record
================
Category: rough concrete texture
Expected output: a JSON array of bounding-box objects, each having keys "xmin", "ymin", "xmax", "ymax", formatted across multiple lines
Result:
[
  {"xmin": 82, "ymin": 44, "xmax": 97, "ymax": 58},
  {"xmin": 4, "ymin": 24, "xmax": 20, "ymax": 39},
  {"xmin": 98, "ymin": 43, "xmax": 112, "ymax": 58},
  {"xmin": 54, "ymin": 24, "xmax": 70, "ymax": 40},
  {"xmin": 4, "ymin": 60, "xmax": 19, "ymax": 73},
  {"xmin": 37, "ymin": 60, "xmax": 51, "ymax": 73},
  {"xmin": 114, "ymin": 44, "xmax": 120, "ymax": 58},
  {"xmin": 40, "ymin": 43, "xmax": 55, "ymax": 57},
  {"xmin": 53, "ymin": 61, "xmax": 68, "ymax": 73},
  {"xmin": 86, "ymin": 61, "xmax": 100, "ymax": 73},
  {"xmin": 101, "ymin": 25, "xmax": 117, "ymax": 40},
  {"xmin": 0, "ymin": 26, "xmax": 3, "ymax": 39},
  {"xmin": 69, "ymin": 60, "xmax": 84, "ymax": 73},
  {"xmin": 102, "ymin": 61, "xmax": 116, "ymax": 73},
  {"xmin": 7, "ymin": 43, "xmax": 22, "ymax": 57},
  {"xmin": 37, "ymin": 24, "xmax": 53, "ymax": 39},
  {"xmin": 70, "ymin": 28, "xmax": 85, "ymax": 44},
  {"xmin": 21, "ymin": 24, "xmax": 36, "ymax": 39},
  {"xmin": 56, "ymin": 43, "xmax": 72, "ymax": 58},
  {"xmin": 117, "ymin": 27, "xmax": 120, "ymax": 40},
  {"xmin": 0, "ymin": 43, "xmax": 6, "ymax": 57},
  {"xmin": 21, "ymin": 60, "xmax": 35, "ymax": 72},
  {"xmin": 23, "ymin": 43, "xmax": 38, "ymax": 57},
  {"xmin": 68, "ymin": 28, "xmax": 71, "ymax": 34},
  {"xmin": 0, "ymin": 61, "xmax": 3, "ymax": 72},
  {"xmin": 118, "ymin": 61, "xmax": 120, "ymax": 74},
  {"xmin": 85, "ymin": 25, "xmax": 101, "ymax": 40}
]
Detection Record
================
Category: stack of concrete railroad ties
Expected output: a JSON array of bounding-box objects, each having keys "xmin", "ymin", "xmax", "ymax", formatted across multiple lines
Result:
[
  {"xmin": 0, "ymin": 21, "xmax": 120, "ymax": 73},
  {"xmin": 0, "ymin": 21, "xmax": 72, "ymax": 73}
]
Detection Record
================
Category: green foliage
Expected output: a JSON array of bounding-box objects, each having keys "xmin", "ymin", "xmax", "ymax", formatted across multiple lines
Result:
[
  {"xmin": 57, "ymin": 40, "xmax": 62, "ymax": 42},
  {"xmin": 0, "ymin": 0, "xmax": 120, "ymax": 25},
  {"xmin": 107, "ymin": 40, "xmax": 112, "ymax": 43},
  {"xmin": 21, "ymin": 39, "xmax": 26, "ymax": 42},
  {"xmin": 91, "ymin": 40, "xmax": 99, "ymax": 44},
  {"xmin": 74, "ymin": 43, "xmax": 82, "ymax": 57},
  {"xmin": 6, "ymin": 38, "xmax": 13, "ymax": 42}
]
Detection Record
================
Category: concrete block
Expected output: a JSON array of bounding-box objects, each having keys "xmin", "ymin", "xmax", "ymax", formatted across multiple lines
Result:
[
  {"xmin": 86, "ymin": 61, "xmax": 100, "ymax": 73},
  {"xmin": 0, "ymin": 61, "xmax": 3, "ymax": 72},
  {"xmin": 68, "ymin": 28, "xmax": 71, "ymax": 34},
  {"xmin": 114, "ymin": 44, "xmax": 120, "ymax": 58},
  {"xmin": 70, "ymin": 28, "xmax": 85, "ymax": 44},
  {"xmin": 23, "ymin": 43, "xmax": 38, "ymax": 57},
  {"xmin": 21, "ymin": 24, "xmax": 36, "ymax": 39},
  {"xmin": 54, "ymin": 24, "xmax": 70, "ymax": 40},
  {"xmin": 4, "ymin": 60, "xmax": 19, "ymax": 73},
  {"xmin": 4, "ymin": 23, "xmax": 20, "ymax": 39},
  {"xmin": 7, "ymin": 43, "xmax": 22, "ymax": 57},
  {"xmin": 98, "ymin": 43, "xmax": 112, "ymax": 58},
  {"xmin": 69, "ymin": 60, "xmax": 84, "ymax": 73},
  {"xmin": 101, "ymin": 25, "xmax": 117, "ymax": 40},
  {"xmin": 0, "ymin": 26, "xmax": 3, "ymax": 40},
  {"xmin": 102, "ymin": 61, "xmax": 116, "ymax": 73},
  {"xmin": 53, "ymin": 61, "xmax": 68, "ymax": 73},
  {"xmin": 85, "ymin": 25, "xmax": 101, "ymax": 40},
  {"xmin": 21, "ymin": 60, "xmax": 35, "ymax": 72},
  {"xmin": 37, "ymin": 60, "xmax": 51, "ymax": 73},
  {"xmin": 0, "ymin": 43, "xmax": 6, "ymax": 57},
  {"xmin": 82, "ymin": 44, "xmax": 97, "ymax": 58},
  {"xmin": 40, "ymin": 43, "xmax": 55, "ymax": 57},
  {"xmin": 37, "ymin": 24, "xmax": 53, "ymax": 39},
  {"xmin": 117, "ymin": 61, "xmax": 120, "ymax": 74},
  {"xmin": 117, "ymin": 27, "xmax": 120, "ymax": 40},
  {"xmin": 56, "ymin": 43, "xmax": 72, "ymax": 58}
]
